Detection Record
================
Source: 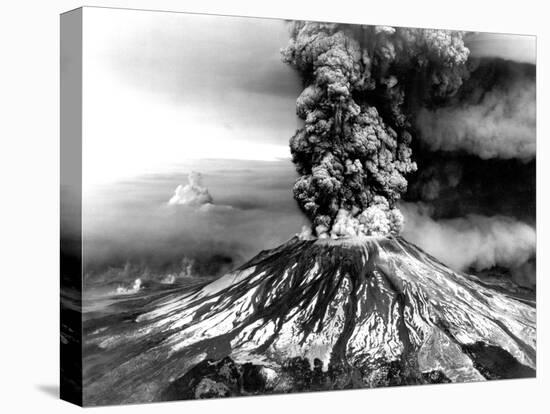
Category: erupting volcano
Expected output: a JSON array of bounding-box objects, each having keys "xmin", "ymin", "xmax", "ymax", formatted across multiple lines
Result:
[
  {"xmin": 84, "ymin": 236, "xmax": 535, "ymax": 404},
  {"xmin": 73, "ymin": 14, "xmax": 536, "ymax": 407}
]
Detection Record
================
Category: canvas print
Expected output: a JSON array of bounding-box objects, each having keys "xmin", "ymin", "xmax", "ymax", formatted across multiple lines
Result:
[{"xmin": 60, "ymin": 7, "xmax": 536, "ymax": 406}]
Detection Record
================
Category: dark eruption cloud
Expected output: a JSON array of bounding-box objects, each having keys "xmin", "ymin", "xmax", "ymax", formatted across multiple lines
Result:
[
  {"xmin": 282, "ymin": 22, "xmax": 470, "ymax": 238},
  {"xmin": 281, "ymin": 23, "xmax": 536, "ymax": 282},
  {"xmin": 405, "ymin": 152, "xmax": 536, "ymax": 222},
  {"xmin": 415, "ymin": 58, "xmax": 536, "ymax": 160},
  {"xmin": 400, "ymin": 151, "xmax": 536, "ymax": 287},
  {"xmin": 401, "ymin": 58, "xmax": 537, "ymax": 285}
]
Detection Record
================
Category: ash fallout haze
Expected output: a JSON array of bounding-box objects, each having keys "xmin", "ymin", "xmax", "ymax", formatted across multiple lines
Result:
[{"xmin": 60, "ymin": 7, "xmax": 536, "ymax": 406}]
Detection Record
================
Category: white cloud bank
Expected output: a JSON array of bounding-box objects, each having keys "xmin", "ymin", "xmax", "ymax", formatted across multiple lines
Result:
[
  {"xmin": 401, "ymin": 202, "xmax": 536, "ymax": 272},
  {"xmin": 415, "ymin": 77, "xmax": 535, "ymax": 161}
]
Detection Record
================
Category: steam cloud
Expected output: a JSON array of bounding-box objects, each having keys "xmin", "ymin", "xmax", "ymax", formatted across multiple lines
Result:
[
  {"xmin": 282, "ymin": 22, "xmax": 470, "ymax": 238},
  {"xmin": 401, "ymin": 202, "xmax": 536, "ymax": 274},
  {"xmin": 83, "ymin": 160, "xmax": 309, "ymax": 286},
  {"xmin": 416, "ymin": 75, "xmax": 536, "ymax": 160},
  {"xmin": 168, "ymin": 171, "xmax": 213, "ymax": 206},
  {"xmin": 168, "ymin": 171, "xmax": 212, "ymax": 206}
]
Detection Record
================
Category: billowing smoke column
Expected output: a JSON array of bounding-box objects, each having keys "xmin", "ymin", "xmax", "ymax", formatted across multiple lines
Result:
[{"xmin": 282, "ymin": 22, "xmax": 470, "ymax": 238}]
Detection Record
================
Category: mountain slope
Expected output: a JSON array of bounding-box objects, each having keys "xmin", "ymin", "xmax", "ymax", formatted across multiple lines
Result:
[{"xmin": 83, "ymin": 236, "xmax": 536, "ymax": 405}]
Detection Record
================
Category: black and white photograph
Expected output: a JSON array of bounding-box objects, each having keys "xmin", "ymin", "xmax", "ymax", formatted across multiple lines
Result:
[
  {"xmin": 5, "ymin": 1, "xmax": 550, "ymax": 412},
  {"xmin": 58, "ymin": 6, "xmax": 539, "ymax": 406}
]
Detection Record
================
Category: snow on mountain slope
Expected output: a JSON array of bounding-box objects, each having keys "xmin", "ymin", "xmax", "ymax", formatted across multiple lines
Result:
[{"xmin": 83, "ymin": 236, "xmax": 536, "ymax": 405}]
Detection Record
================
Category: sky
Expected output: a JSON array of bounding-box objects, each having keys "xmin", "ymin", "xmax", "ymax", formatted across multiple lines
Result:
[
  {"xmin": 79, "ymin": 8, "xmax": 536, "ymax": 287},
  {"xmin": 82, "ymin": 8, "xmax": 536, "ymax": 190},
  {"xmin": 83, "ymin": 8, "xmax": 302, "ymax": 188},
  {"xmin": 467, "ymin": 32, "xmax": 536, "ymax": 64}
]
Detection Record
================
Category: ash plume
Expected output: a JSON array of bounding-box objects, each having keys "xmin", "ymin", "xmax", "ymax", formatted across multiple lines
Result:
[
  {"xmin": 415, "ymin": 69, "xmax": 535, "ymax": 160},
  {"xmin": 404, "ymin": 152, "xmax": 536, "ymax": 221},
  {"xmin": 401, "ymin": 202, "xmax": 536, "ymax": 274},
  {"xmin": 282, "ymin": 22, "xmax": 470, "ymax": 238}
]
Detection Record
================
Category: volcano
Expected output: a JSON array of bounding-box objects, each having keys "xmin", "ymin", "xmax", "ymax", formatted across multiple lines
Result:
[{"xmin": 83, "ymin": 236, "xmax": 536, "ymax": 405}]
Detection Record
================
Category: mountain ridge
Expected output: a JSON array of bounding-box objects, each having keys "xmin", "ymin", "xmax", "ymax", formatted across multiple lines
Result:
[{"xmin": 83, "ymin": 236, "xmax": 536, "ymax": 404}]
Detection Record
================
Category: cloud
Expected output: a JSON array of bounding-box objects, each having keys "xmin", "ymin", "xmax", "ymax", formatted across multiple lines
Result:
[
  {"xmin": 281, "ymin": 23, "xmax": 475, "ymax": 236},
  {"xmin": 83, "ymin": 160, "xmax": 309, "ymax": 284},
  {"xmin": 168, "ymin": 171, "xmax": 213, "ymax": 206},
  {"xmin": 466, "ymin": 33, "xmax": 536, "ymax": 64},
  {"xmin": 168, "ymin": 171, "xmax": 237, "ymax": 213},
  {"xmin": 115, "ymin": 278, "xmax": 142, "ymax": 295},
  {"xmin": 415, "ymin": 64, "xmax": 536, "ymax": 161},
  {"xmin": 404, "ymin": 150, "xmax": 536, "ymax": 224},
  {"xmin": 400, "ymin": 202, "xmax": 536, "ymax": 273}
]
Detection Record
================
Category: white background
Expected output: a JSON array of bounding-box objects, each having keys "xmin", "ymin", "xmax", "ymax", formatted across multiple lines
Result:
[{"xmin": 0, "ymin": 0, "xmax": 547, "ymax": 412}]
